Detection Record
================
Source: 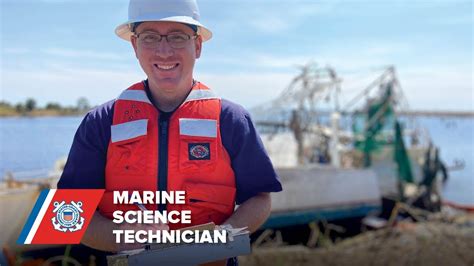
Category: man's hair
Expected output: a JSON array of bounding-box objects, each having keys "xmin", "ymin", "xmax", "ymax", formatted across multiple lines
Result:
[
  {"xmin": 131, "ymin": 22, "xmax": 142, "ymax": 33},
  {"xmin": 131, "ymin": 22, "xmax": 198, "ymax": 34}
]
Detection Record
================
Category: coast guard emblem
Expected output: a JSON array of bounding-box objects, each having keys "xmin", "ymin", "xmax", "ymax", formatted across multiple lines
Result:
[
  {"xmin": 189, "ymin": 143, "xmax": 210, "ymax": 160},
  {"xmin": 51, "ymin": 200, "xmax": 85, "ymax": 232}
]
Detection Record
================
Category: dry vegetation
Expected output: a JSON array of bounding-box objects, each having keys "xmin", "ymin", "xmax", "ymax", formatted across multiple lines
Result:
[{"xmin": 240, "ymin": 211, "xmax": 474, "ymax": 266}]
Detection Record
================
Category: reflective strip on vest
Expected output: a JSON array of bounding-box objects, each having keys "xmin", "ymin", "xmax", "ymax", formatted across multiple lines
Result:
[
  {"xmin": 117, "ymin": 90, "xmax": 152, "ymax": 104},
  {"xmin": 184, "ymin": 90, "xmax": 219, "ymax": 103},
  {"xmin": 179, "ymin": 118, "xmax": 217, "ymax": 138},
  {"xmin": 111, "ymin": 119, "xmax": 148, "ymax": 143}
]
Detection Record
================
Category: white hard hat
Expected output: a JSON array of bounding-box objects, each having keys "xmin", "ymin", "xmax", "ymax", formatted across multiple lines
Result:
[{"xmin": 115, "ymin": 0, "xmax": 212, "ymax": 42}]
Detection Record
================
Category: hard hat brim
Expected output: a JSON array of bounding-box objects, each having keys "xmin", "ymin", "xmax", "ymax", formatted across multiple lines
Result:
[{"xmin": 115, "ymin": 16, "xmax": 212, "ymax": 42}]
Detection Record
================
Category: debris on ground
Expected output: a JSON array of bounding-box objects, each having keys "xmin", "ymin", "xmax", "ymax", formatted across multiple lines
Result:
[{"xmin": 240, "ymin": 210, "xmax": 474, "ymax": 266}]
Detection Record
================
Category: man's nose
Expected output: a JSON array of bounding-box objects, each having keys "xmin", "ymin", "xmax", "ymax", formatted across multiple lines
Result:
[{"xmin": 155, "ymin": 39, "xmax": 174, "ymax": 58}]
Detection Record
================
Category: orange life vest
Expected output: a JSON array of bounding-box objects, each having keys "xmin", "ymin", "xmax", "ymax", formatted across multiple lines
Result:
[{"xmin": 98, "ymin": 81, "xmax": 236, "ymax": 229}]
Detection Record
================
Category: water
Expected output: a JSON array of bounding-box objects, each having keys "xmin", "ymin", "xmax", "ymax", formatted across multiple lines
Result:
[
  {"xmin": 0, "ymin": 116, "xmax": 82, "ymax": 175},
  {"xmin": 415, "ymin": 116, "xmax": 474, "ymax": 205},
  {"xmin": 0, "ymin": 116, "xmax": 472, "ymax": 205}
]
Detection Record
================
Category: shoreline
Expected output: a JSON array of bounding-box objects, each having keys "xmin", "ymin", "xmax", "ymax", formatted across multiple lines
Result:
[
  {"xmin": 1, "ymin": 110, "xmax": 474, "ymax": 118},
  {"xmin": 0, "ymin": 111, "xmax": 86, "ymax": 117}
]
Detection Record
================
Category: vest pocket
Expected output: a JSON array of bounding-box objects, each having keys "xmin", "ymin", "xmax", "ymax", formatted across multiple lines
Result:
[
  {"xmin": 108, "ymin": 135, "xmax": 150, "ymax": 175},
  {"xmin": 178, "ymin": 135, "xmax": 218, "ymax": 173},
  {"xmin": 182, "ymin": 182, "xmax": 236, "ymax": 226}
]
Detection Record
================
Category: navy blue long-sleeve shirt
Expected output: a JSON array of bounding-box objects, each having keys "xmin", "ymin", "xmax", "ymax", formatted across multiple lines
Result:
[{"xmin": 58, "ymin": 93, "xmax": 282, "ymax": 205}]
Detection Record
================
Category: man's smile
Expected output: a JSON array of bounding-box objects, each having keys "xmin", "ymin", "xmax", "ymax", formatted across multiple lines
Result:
[{"xmin": 154, "ymin": 63, "xmax": 179, "ymax": 71}]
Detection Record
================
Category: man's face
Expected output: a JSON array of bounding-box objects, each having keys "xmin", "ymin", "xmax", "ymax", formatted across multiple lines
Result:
[{"xmin": 131, "ymin": 21, "xmax": 202, "ymax": 97}]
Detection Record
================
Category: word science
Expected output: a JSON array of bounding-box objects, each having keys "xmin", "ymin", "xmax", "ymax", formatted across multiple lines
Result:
[{"xmin": 111, "ymin": 191, "xmax": 227, "ymax": 244}]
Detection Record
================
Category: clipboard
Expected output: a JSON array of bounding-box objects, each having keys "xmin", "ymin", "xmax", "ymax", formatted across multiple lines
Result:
[{"xmin": 107, "ymin": 223, "xmax": 251, "ymax": 266}]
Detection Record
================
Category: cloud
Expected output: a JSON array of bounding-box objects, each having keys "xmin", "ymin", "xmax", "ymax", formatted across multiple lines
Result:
[
  {"xmin": 231, "ymin": 2, "xmax": 338, "ymax": 34},
  {"xmin": 2, "ymin": 47, "xmax": 31, "ymax": 55},
  {"xmin": 197, "ymin": 55, "xmax": 473, "ymax": 111},
  {"xmin": 248, "ymin": 16, "xmax": 292, "ymax": 34},
  {"xmin": 196, "ymin": 71, "xmax": 295, "ymax": 109},
  {"xmin": 251, "ymin": 54, "xmax": 313, "ymax": 69},
  {"xmin": 2, "ymin": 63, "xmax": 472, "ymax": 111},
  {"xmin": 42, "ymin": 48, "xmax": 125, "ymax": 61},
  {"xmin": 176, "ymin": 31, "xmax": 470, "ymax": 111},
  {"xmin": 1, "ymin": 65, "xmax": 144, "ymax": 106},
  {"xmin": 428, "ymin": 14, "xmax": 473, "ymax": 26},
  {"xmin": 38, "ymin": 0, "xmax": 75, "ymax": 2},
  {"xmin": 202, "ymin": 53, "xmax": 311, "ymax": 71},
  {"xmin": 397, "ymin": 65, "xmax": 473, "ymax": 111},
  {"xmin": 2, "ymin": 45, "xmax": 471, "ymax": 112},
  {"xmin": 203, "ymin": 43, "xmax": 403, "ymax": 73}
]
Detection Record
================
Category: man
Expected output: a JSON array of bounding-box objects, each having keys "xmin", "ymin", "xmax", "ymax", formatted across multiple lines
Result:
[{"xmin": 58, "ymin": 0, "xmax": 282, "ymax": 259}]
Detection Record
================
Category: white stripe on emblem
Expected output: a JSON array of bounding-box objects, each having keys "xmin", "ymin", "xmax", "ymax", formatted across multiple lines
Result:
[
  {"xmin": 25, "ymin": 189, "xmax": 56, "ymax": 244},
  {"xmin": 117, "ymin": 90, "xmax": 152, "ymax": 104},
  {"xmin": 111, "ymin": 119, "xmax": 148, "ymax": 143},
  {"xmin": 179, "ymin": 118, "xmax": 217, "ymax": 138}
]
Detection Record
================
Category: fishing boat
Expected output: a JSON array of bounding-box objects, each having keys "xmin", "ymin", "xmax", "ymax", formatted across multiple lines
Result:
[{"xmin": 252, "ymin": 65, "xmax": 450, "ymax": 231}]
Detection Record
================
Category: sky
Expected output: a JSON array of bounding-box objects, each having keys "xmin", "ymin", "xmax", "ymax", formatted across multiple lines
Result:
[{"xmin": 1, "ymin": 0, "xmax": 473, "ymax": 111}]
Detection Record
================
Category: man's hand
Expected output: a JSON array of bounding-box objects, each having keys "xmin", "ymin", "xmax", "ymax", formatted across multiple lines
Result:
[
  {"xmin": 82, "ymin": 211, "xmax": 169, "ymax": 252},
  {"xmin": 223, "ymin": 192, "xmax": 271, "ymax": 233}
]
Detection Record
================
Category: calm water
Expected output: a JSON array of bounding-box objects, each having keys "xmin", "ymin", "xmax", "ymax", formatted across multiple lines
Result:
[
  {"xmin": 0, "ymin": 117, "xmax": 83, "ymax": 175},
  {"xmin": 416, "ymin": 116, "xmax": 474, "ymax": 205},
  {"xmin": 0, "ymin": 116, "xmax": 472, "ymax": 204}
]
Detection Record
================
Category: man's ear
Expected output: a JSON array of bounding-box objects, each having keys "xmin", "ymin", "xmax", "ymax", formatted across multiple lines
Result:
[
  {"xmin": 195, "ymin": 35, "xmax": 203, "ymax": 59},
  {"xmin": 130, "ymin": 35, "xmax": 139, "ymax": 59}
]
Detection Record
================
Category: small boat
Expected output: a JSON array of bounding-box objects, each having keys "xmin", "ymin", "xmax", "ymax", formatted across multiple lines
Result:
[{"xmin": 0, "ymin": 164, "xmax": 62, "ymax": 247}]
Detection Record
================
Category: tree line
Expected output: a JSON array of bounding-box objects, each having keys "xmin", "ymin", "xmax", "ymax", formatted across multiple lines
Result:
[{"xmin": 0, "ymin": 97, "xmax": 91, "ymax": 116}]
